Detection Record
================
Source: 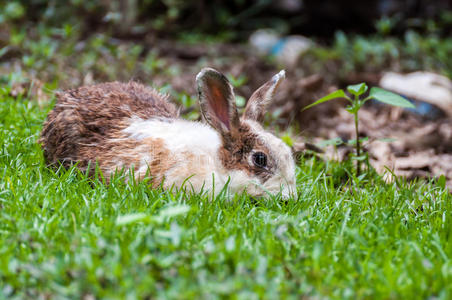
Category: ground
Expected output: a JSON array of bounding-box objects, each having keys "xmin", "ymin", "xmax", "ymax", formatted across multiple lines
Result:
[
  {"xmin": 3, "ymin": 35, "xmax": 452, "ymax": 188},
  {"xmin": 1, "ymin": 9, "xmax": 452, "ymax": 297},
  {"xmin": 1, "ymin": 86, "xmax": 452, "ymax": 299}
]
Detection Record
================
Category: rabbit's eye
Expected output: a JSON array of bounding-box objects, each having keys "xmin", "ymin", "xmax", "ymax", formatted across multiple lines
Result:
[{"xmin": 252, "ymin": 152, "xmax": 267, "ymax": 168}]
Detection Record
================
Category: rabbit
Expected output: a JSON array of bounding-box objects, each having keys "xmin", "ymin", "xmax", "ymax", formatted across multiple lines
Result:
[{"xmin": 39, "ymin": 68, "xmax": 297, "ymax": 199}]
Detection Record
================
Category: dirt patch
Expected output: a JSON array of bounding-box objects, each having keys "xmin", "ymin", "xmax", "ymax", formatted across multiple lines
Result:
[{"xmin": 301, "ymin": 103, "xmax": 452, "ymax": 188}]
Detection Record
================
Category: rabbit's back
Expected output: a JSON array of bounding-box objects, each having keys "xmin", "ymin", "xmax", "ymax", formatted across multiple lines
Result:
[{"xmin": 40, "ymin": 81, "xmax": 178, "ymax": 171}]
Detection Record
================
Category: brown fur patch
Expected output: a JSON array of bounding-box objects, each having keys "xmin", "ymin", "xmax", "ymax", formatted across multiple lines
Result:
[
  {"xmin": 179, "ymin": 151, "xmax": 211, "ymax": 181},
  {"xmin": 86, "ymin": 136, "xmax": 141, "ymax": 178},
  {"xmin": 142, "ymin": 137, "xmax": 174, "ymax": 187},
  {"xmin": 39, "ymin": 81, "xmax": 179, "ymax": 178},
  {"xmin": 218, "ymin": 122, "xmax": 273, "ymax": 182}
]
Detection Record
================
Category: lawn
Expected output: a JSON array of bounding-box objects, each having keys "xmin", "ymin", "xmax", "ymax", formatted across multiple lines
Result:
[{"xmin": 1, "ymin": 87, "xmax": 452, "ymax": 299}]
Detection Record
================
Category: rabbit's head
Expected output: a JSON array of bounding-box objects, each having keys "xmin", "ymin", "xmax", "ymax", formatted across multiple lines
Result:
[{"xmin": 196, "ymin": 68, "xmax": 297, "ymax": 199}]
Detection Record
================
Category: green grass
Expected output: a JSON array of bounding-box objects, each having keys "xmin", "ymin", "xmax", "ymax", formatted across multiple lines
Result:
[{"xmin": 1, "ymin": 87, "xmax": 452, "ymax": 299}]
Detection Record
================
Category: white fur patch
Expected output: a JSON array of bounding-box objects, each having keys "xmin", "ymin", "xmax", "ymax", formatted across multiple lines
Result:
[
  {"xmin": 123, "ymin": 117, "xmax": 229, "ymax": 194},
  {"xmin": 123, "ymin": 117, "xmax": 220, "ymax": 151},
  {"xmin": 122, "ymin": 117, "xmax": 297, "ymax": 199}
]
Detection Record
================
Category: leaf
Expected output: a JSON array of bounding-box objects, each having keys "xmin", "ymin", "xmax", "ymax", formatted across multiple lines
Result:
[
  {"xmin": 302, "ymin": 89, "xmax": 347, "ymax": 111},
  {"xmin": 225, "ymin": 236, "xmax": 235, "ymax": 252},
  {"xmin": 316, "ymin": 137, "xmax": 344, "ymax": 147},
  {"xmin": 347, "ymin": 83, "xmax": 368, "ymax": 97},
  {"xmin": 437, "ymin": 175, "xmax": 446, "ymax": 189},
  {"xmin": 378, "ymin": 138, "xmax": 397, "ymax": 143},
  {"xmin": 352, "ymin": 155, "xmax": 368, "ymax": 161},
  {"xmin": 369, "ymin": 87, "xmax": 415, "ymax": 108},
  {"xmin": 345, "ymin": 105, "xmax": 359, "ymax": 114},
  {"xmin": 235, "ymin": 95, "xmax": 246, "ymax": 107},
  {"xmin": 348, "ymin": 137, "xmax": 369, "ymax": 145},
  {"xmin": 158, "ymin": 205, "xmax": 191, "ymax": 219},
  {"xmin": 153, "ymin": 204, "xmax": 191, "ymax": 224},
  {"xmin": 116, "ymin": 213, "xmax": 148, "ymax": 226},
  {"xmin": 0, "ymin": 46, "xmax": 10, "ymax": 59},
  {"xmin": 281, "ymin": 134, "xmax": 294, "ymax": 147},
  {"xmin": 155, "ymin": 222, "xmax": 183, "ymax": 246}
]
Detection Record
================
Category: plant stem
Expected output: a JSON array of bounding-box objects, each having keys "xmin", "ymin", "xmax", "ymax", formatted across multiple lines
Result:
[{"xmin": 354, "ymin": 110, "xmax": 361, "ymax": 176}]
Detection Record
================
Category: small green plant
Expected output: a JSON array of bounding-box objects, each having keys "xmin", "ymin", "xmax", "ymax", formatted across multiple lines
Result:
[{"xmin": 303, "ymin": 83, "xmax": 415, "ymax": 176}]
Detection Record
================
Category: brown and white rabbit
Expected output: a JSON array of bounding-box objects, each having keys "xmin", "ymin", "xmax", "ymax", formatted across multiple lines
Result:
[{"xmin": 39, "ymin": 68, "xmax": 297, "ymax": 198}]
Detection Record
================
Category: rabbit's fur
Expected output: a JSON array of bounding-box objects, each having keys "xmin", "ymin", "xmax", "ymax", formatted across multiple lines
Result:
[{"xmin": 40, "ymin": 68, "xmax": 297, "ymax": 198}]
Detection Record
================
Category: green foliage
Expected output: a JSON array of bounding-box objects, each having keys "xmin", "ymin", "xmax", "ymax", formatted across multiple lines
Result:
[
  {"xmin": 305, "ymin": 29, "xmax": 452, "ymax": 79},
  {"xmin": 0, "ymin": 0, "xmax": 278, "ymax": 41},
  {"xmin": 227, "ymin": 74, "xmax": 248, "ymax": 108},
  {"xmin": 375, "ymin": 16, "xmax": 397, "ymax": 35},
  {"xmin": 4, "ymin": 2, "xmax": 25, "ymax": 20},
  {"xmin": 1, "ymin": 1, "xmax": 450, "ymax": 106},
  {"xmin": 227, "ymin": 74, "xmax": 248, "ymax": 88},
  {"xmin": 304, "ymin": 84, "xmax": 414, "ymax": 177},
  {"xmin": 302, "ymin": 90, "xmax": 346, "ymax": 111},
  {"xmin": 347, "ymin": 82, "xmax": 368, "ymax": 97},
  {"xmin": 1, "ymin": 88, "xmax": 452, "ymax": 298},
  {"xmin": 280, "ymin": 133, "xmax": 294, "ymax": 147}
]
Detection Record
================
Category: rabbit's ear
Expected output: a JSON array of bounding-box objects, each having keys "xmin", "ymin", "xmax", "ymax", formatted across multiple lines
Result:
[
  {"xmin": 196, "ymin": 68, "xmax": 240, "ymax": 136},
  {"xmin": 244, "ymin": 70, "xmax": 285, "ymax": 122}
]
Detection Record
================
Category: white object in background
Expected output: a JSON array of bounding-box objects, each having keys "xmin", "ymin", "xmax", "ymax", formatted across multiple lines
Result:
[
  {"xmin": 249, "ymin": 29, "xmax": 312, "ymax": 67},
  {"xmin": 380, "ymin": 71, "xmax": 452, "ymax": 117},
  {"xmin": 249, "ymin": 29, "xmax": 280, "ymax": 56},
  {"xmin": 276, "ymin": 35, "xmax": 312, "ymax": 67}
]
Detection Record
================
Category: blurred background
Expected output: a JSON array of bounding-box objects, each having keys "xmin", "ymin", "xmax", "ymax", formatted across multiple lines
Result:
[{"xmin": 0, "ymin": 0, "xmax": 451, "ymax": 184}]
